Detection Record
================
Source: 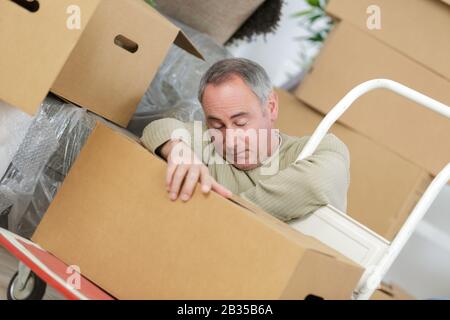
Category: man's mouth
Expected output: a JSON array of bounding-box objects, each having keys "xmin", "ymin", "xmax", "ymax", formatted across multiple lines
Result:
[{"xmin": 234, "ymin": 149, "xmax": 250, "ymax": 157}]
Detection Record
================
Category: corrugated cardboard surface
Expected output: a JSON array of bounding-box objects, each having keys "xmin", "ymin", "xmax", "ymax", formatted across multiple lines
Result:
[
  {"xmin": 371, "ymin": 282, "xmax": 415, "ymax": 300},
  {"xmin": 51, "ymin": 0, "xmax": 202, "ymax": 127},
  {"xmin": 295, "ymin": 22, "xmax": 450, "ymax": 179},
  {"xmin": 0, "ymin": 0, "xmax": 100, "ymax": 114},
  {"xmin": 1, "ymin": 0, "xmax": 202, "ymax": 127},
  {"xmin": 32, "ymin": 122, "xmax": 362, "ymax": 300},
  {"xmin": 154, "ymin": 0, "xmax": 265, "ymax": 44},
  {"xmin": 276, "ymin": 89, "xmax": 432, "ymax": 241},
  {"xmin": 326, "ymin": 0, "xmax": 450, "ymax": 80}
]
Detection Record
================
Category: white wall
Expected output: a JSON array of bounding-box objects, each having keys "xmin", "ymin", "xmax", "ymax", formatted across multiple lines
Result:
[{"xmin": 227, "ymin": 0, "xmax": 317, "ymax": 87}]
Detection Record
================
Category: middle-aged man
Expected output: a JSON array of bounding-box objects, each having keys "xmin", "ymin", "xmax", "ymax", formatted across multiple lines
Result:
[{"xmin": 141, "ymin": 58, "xmax": 349, "ymax": 222}]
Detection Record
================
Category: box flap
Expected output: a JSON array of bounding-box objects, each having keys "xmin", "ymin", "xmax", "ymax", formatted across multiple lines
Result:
[
  {"xmin": 371, "ymin": 282, "xmax": 415, "ymax": 300},
  {"xmin": 326, "ymin": 0, "xmax": 450, "ymax": 80},
  {"xmin": 0, "ymin": 0, "xmax": 100, "ymax": 114},
  {"xmin": 281, "ymin": 250, "xmax": 363, "ymax": 300},
  {"xmin": 174, "ymin": 31, "xmax": 204, "ymax": 60},
  {"xmin": 51, "ymin": 0, "xmax": 203, "ymax": 127},
  {"xmin": 295, "ymin": 22, "xmax": 450, "ymax": 178}
]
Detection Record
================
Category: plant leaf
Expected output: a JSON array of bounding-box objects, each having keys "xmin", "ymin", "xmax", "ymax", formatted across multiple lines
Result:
[
  {"xmin": 308, "ymin": 33, "xmax": 324, "ymax": 42},
  {"xmin": 306, "ymin": 0, "xmax": 321, "ymax": 8},
  {"xmin": 291, "ymin": 9, "xmax": 314, "ymax": 18},
  {"xmin": 144, "ymin": 0, "xmax": 157, "ymax": 7},
  {"xmin": 309, "ymin": 14, "xmax": 323, "ymax": 23}
]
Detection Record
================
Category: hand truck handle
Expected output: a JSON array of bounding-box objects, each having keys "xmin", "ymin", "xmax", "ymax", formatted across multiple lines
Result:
[{"xmin": 294, "ymin": 79, "xmax": 450, "ymax": 300}]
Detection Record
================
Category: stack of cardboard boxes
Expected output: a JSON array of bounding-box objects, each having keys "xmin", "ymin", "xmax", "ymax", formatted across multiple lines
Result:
[
  {"xmin": 280, "ymin": 0, "xmax": 450, "ymax": 242},
  {"xmin": 1, "ymin": 0, "xmax": 364, "ymax": 299}
]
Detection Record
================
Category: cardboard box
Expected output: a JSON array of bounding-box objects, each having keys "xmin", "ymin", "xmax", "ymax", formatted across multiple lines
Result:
[
  {"xmin": 326, "ymin": 0, "xmax": 450, "ymax": 80},
  {"xmin": 31, "ymin": 122, "xmax": 363, "ymax": 300},
  {"xmin": 276, "ymin": 89, "xmax": 432, "ymax": 241},
  {"xmin": 295, "ymin": 22, "xmax": 450, "ymax": 179},
  {"xmin": 371, "ymin": 282, "xmax": 415, "ymax": 300},
  {"xmin": 0, "ymin": 0, "xmax": 202, "ymax": 127},
  {"xmin": 154, "ymin": 0, "xmax": 265, "ymax": 44}
]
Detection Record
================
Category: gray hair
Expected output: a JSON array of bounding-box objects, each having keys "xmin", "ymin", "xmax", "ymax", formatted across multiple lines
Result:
[{"xmin": 198, "ymin": 58, "xmax": 273, "ymax": 106}]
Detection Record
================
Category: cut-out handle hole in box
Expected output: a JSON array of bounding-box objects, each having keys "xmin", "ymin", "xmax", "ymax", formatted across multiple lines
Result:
[
  {"xmin": 11, "ymin": 0, "xmax": 40, "ymax": 13},
  {"xmin": 114, "ymin": 35, "xmax": 139, "ymax": 54}
]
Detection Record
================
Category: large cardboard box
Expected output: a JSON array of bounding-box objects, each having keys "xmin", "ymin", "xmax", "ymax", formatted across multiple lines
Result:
[
  {"xmin": 31, "ymin": 122, "xmax": 363, "ymax": 300},
  {"xmin": 0, "ymin": 0, "xmax": 202, "ymax": 127},
  {"xmin": 295, "ymin": 22, "xmax": 450, "ymax": 179},
  {"xmin": 154, "ymin": 0, "xmax": 265, "ymax": 44},
  {"xmin": 276, "ymin": 89, "xmax": 432, "ymax": 241},
  {"xmin": 326, "ymin": 0, "xmax": 450, "ymax": 80}
]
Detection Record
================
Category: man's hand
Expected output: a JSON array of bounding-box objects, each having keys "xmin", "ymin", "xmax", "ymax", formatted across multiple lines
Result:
[{"xmin": 159, "ymin": 139, "xmax": 232, "ymax": 202}]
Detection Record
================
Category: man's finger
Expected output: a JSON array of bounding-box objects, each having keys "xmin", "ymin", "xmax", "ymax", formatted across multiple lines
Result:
[
  {"xmin": 179, "ymin": 166, "xmax": 201, "ymax": 202},
  {"xmin": 200, "ymin": 166, "xmax": 212, "ymax": 194},
  {"xmin": 211, "ymin": 179, "xmax": 232, "ymax": 198},
  {"xmin": 166, "ymin": 161, "xmax": 177, "ymax": 191},
  {"xmin": 169, "ymin": 165, "xmax": 189, "ymax": 200}
]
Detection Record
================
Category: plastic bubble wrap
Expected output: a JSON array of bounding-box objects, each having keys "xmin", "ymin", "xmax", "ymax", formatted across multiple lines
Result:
[
  {"xmin": 0, "ymin": 95, "xmax": 95, "ymax": 238},
  {"xmin": 0, "ymin": 100, "xmax": 32, "ymax": 179}
]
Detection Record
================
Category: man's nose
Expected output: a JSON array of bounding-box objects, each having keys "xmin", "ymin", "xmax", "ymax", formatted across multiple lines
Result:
[
  {"xmin": 224, "ymin": 136, "xmax": 235, "ymax": 152},
  {"xmin": 226, "ymin": 131, "xmax": 248, "ymax": 151}
]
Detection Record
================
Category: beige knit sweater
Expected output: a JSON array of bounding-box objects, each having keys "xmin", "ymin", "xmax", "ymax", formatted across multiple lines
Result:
[{"xmin": 141, "ymin": 118, "xmax": 350, "ymax": 222}]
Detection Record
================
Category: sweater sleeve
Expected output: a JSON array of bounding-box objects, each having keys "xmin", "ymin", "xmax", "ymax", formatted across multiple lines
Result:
[
  {"xmin": 141, "ymin": 118, "xmax": 213, "ymax": 164},
  {"xmin": 240, "ymin": 134, "xmax": 350, "ymax": 222},
  {"xmin": 141, "ymin": 118, "xmax": 191, "ymax": 155}
]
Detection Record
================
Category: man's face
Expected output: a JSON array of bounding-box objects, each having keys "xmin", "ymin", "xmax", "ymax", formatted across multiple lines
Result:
[{"xmin": 201, "ymin": 75, "xmax": 279, "ymax": 170}]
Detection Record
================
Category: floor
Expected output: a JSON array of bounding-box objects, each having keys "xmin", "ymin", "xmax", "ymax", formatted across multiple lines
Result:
[{"xmin": 0, "ymin": 246, "xmax": 64, "ymax": 300}]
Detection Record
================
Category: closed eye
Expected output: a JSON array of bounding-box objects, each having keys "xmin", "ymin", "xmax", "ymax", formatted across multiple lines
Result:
[{"xmin": 235, "ymin": 121, "xmax": 248, "ymax": 127}]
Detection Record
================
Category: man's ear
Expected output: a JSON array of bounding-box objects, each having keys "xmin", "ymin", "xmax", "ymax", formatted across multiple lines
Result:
[{"xmin": 267, "ymin": 90, "xmax": 279, "ymax": 123}]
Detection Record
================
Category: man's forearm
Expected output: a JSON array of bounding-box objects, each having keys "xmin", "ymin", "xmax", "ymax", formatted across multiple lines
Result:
[{"xmin": 141, "ymin": 118, "xmax": 190, "ymax": 156}]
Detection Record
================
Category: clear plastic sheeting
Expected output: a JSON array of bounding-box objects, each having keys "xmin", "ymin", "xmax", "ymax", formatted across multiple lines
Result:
[
  {"xmin": 0, "ymin": 101, "xmax": 32, "ymax": 179},
  {"xmin": 0, "ymin": 95, "xmax": 95, "ymax": 238},
  {"xmin": 127, "ymin": 21, "xmax": 232, "ymax": 136}
]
